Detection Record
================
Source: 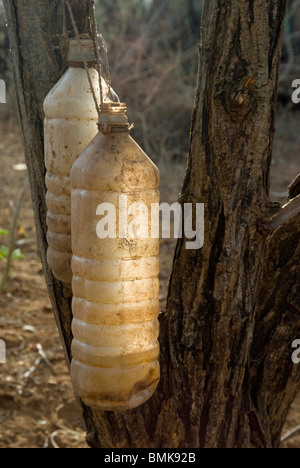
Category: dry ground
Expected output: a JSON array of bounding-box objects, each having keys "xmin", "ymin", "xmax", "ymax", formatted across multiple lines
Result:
[{"xmin": 0, "ymin": 106, "xmax": 299, "ymax": 448}]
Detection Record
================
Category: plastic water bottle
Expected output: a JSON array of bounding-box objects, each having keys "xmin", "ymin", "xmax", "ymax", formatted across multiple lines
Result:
[
  {"xmin": 44, "ymin": 37, "xmax": 108, "ymax": 283},
  {"xmin": 70, "ymin": 102, "xmax": 160, "ymax": 411}
]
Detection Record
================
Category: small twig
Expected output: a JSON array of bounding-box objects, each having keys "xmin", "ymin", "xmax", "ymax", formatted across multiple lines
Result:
[
  {"xmin": 0, "ymin": 187, "xmax": 26, "ymax": 295},
  {"xmin": 23, "ymin": 343, "xmax": 54, "ymax": 379},
  {"xmin": 43, "ymin": 437, "xmax": 49, "ymax": 449},
  {"xmin": 36, "ymin": 343, "xmax": 54, "ymax": 371},
  {"xmin": 281, "ymin": 424, "xmax": 300, "ymax": 443},
  {"xmin": 289, "ymin": 173, "xmax": 300, "ymax": 200},
  {"xmin": 23, "ymin": 356, "xmax": 42, "ymax": 380},
  {"xmin": 15, "ymin": 238, "xmax": 36, "ymax": 247},
  {"xmin": 49, "ymin": 428, "xmax": 84, "ymax": 449},
  {"xmin": 50, "ymin": 430, "xmax": 61, "ymax": 449}
]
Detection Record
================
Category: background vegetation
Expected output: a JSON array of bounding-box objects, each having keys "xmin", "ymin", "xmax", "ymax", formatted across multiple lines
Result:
[{"xmin": 1, "ymin": 0, "xmax": 300, "ymax": 164}]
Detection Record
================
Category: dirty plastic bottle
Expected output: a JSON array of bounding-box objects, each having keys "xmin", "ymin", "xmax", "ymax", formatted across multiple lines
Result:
[
  {"xmin": 44, "ymin": 37, "xmax": 109, "ymax": 283},
  {"xmin": 70, "ymin": 102, "xmax": 160, "ymax": 411}
]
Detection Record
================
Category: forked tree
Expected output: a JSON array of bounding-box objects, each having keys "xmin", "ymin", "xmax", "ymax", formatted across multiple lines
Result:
[{"xmin": 3, "ymin": 0, "xmax": 300, "ymax": 448}]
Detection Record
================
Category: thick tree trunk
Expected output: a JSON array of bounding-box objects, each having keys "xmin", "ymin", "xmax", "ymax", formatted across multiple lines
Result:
[{"xmin": 4, "ymin": 0, "xmax": 300, "ymax": 448}]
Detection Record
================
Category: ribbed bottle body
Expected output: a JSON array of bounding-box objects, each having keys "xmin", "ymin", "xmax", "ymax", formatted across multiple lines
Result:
[
  {"xmin": 70, "ymin": 130, "xmax": 160, "ymax": 411},
  {"xmin": 44, "ymin": 66, "xmax": 101, "ymax": 283}
]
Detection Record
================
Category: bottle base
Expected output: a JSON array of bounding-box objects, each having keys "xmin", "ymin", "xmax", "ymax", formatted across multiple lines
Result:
[
  {"xmin": 47, "ymin": 247, "xmax": 73, "ymax": 283},
  {"xmin": 79, "ymin": 379, "xmax": 159, "ymax": 412},
  {"xmin": 71, "ymin": 358, "xmax": 160, "ymax": 412}
]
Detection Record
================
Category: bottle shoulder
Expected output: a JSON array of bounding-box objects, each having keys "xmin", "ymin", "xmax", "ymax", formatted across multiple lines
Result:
[
  {"xmin": 43, "ymin": 67, "xmax": 100, "ymax": 120},
  {"xmin": 71, "ymin": 132, "xmax": 160, "ymax": 192}
]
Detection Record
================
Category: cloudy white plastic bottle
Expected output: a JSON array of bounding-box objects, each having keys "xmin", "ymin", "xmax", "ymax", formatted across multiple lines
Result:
[
  {"xmin": 70, "ymin": 103, "xmax": 160, "ymax": 411},
  {"xmin": 44, "ymin": 38, "xmax": 109, "ymax": 283}
]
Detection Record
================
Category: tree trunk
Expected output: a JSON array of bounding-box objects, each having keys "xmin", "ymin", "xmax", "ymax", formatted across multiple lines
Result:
[{"xmin": 4, "ymin": 0, "xmax": 300, "ymax": 448}]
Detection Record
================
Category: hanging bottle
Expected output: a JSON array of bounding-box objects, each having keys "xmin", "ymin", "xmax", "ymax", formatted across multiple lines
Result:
[
  {"xmin": 70, "ymin": 102, "xmax": 160, "ymax": 411},
  {"xmin": 44, "ymin": 37, "xmax": 109, "ymax": 283}
]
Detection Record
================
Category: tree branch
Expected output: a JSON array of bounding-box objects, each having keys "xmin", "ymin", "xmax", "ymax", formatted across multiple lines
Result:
[
  {"xmin": 251, "ymin": 209, "xmax": 300, "ymax": 446},
  {"xmin": 289, "ymin": 173, "xmax": 300, "ymax": 199},
  {"xmin": 266, "ymin": 195, "xmax": 300, "ymax": 230}
]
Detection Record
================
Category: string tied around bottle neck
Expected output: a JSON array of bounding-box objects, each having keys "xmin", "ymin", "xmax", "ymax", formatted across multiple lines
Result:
[{"xmin": 65, "ymin": 0, "xmax": 111, "ymax": 117}]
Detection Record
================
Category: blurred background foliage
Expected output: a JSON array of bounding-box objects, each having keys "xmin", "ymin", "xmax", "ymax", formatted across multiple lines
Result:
[
  {"xmin": 0, "ymin": 0, "xmax": 300, "ymax": 164},
  {"xmin": 94, "ymin": 0, "xmax": 202, "ymax": 165}
]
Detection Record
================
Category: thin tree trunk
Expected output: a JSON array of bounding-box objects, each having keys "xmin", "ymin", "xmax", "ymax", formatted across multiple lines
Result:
[{"xmin": 4, "ymin": 0, "xmax": 300, "ymax": 448}]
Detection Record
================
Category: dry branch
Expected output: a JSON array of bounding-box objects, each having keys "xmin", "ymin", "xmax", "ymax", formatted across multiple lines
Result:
[{"xmin": 267, "ymin": 195, "xmax": 300, "ymax": 230}]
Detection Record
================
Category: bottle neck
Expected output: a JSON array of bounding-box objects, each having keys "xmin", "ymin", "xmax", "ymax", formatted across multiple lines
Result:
[
  {"xmin": 68, "ymin": 61, "xmax": 96, "ymax": 69},
  {"xmin": 67, "ymin": 37, "xmax": 96, "ymax": 68},
  {"xmin": 98, "ymin": 103, "xmax": 129, "ymax": 134}
]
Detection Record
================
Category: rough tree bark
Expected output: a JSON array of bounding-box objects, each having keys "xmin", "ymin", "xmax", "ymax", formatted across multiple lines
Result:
[{"xmin": 4, "ymin": 0, "xmax": 300, "ymax": 448}]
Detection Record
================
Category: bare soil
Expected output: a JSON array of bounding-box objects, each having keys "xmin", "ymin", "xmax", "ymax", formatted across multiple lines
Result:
[{"xmin": 0, "ymin": 106, "xmax": 299, "ymax": 448}]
